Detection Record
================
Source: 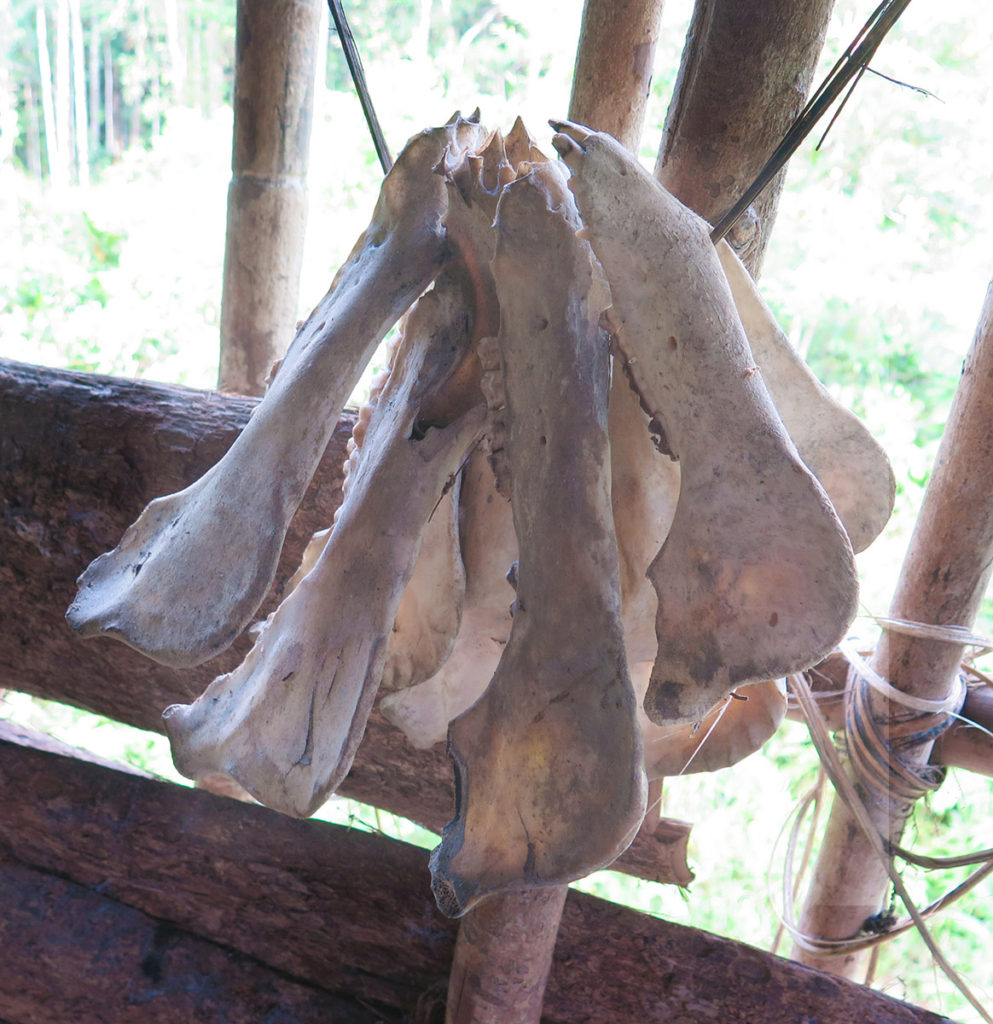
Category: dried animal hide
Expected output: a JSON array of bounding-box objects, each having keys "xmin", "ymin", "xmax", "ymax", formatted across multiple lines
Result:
[
  {"xmin": 66, "ymin": 112, "xmax": 487, "ymax": 668},
  {"xmin": 429, "ymin": 165, "xmax": 647, "ymax": 917},
  {"xmin": 553, "ymin": 120, "xmax": 858, "ymax": 725},
  {"xmin": 716, "ymin": 241, "xmax": 894, "ymax": 554},
  {"xmin": 163, "ymin": 272, "xmax": 485, "ymax": 817}
]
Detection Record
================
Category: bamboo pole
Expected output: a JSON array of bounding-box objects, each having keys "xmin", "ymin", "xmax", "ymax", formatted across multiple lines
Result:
[
  {"xmin": 796, "ymin": 279, "xmax": 993, "ymax": 978},
  {"xmin": 218, "ymin": 0, "xmax": 321, "ymax": 395},
  {"xmin": 655, "ymin": 0, "xmax": 835, "ymax": 275}
]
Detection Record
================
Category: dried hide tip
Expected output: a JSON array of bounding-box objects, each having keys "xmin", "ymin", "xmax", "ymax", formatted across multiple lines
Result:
[
  {"xmin": 555, "ymin": 121, "xmax": 858, "ymax": 725},
  {"xmin": 505, "ymin": 116, "xmax": 548, "ymax": 171},
  {"xmin": 716, "ymin": 241, "xmax": 895, "ymax": 554},
  {"xmin": 380, "ymin": 448, "xmax": 516, "ymax": 748},
  {"xmin": 66, "ymin": 114, "xmax": 487, "ymax": 669},
  {"xmin": 164, "ymin": 279, "xmax": 486, "ymax": 818},
  {"xmin": 637, "ymin": 671, "xmax": 787, "ymax": 778},
  {"xmin": 430, "ymin": 164, "xmax": 646, "ymax": 917}
]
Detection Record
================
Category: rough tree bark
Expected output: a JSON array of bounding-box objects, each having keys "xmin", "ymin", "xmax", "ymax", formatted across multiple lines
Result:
[
  {"xmin": 655, "ymin": 0, "xmax": 836, "ymax": 274},
  {"xmin": 0, "ymin": 725, "xmax": 950, "ymax": 1024},
  {"xmin": 218, "ymin": 0, "xmax": 321, "ymax": 395},
  {"xmin": 797, "ymin": 278, "xmax": 993, "ymax": 978},
  {"xmin": 0, "ymin": 358, "xmax": 693, "ymax": 889}
]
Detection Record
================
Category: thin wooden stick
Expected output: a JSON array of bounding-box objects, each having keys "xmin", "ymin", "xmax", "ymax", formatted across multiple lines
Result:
[{"xmin": 796, "ymin": 278, "xmax": 993, "ymax": 981}]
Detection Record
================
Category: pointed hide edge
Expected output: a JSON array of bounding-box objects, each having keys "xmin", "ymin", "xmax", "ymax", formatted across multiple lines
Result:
[
  {"xmin": 553, "ymin": 121, "xmax": 858, "ymax": 726},
  {"xmin": 66, "ymin": 115, "xmax": 487, "ymax": 668},
  {"xmin": 163, "ymin": 272, "xmax": 485, "ymax": 818},
  {"xmin": 716, "ymin": 241, "xmax": 894, "ymax": 554},
  {"xmin": 429, "ymin": 164, "xmax": 647, "ymax": 918}
]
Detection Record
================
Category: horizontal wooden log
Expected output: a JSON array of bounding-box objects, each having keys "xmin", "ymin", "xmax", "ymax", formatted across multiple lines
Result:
[
  {"xmin": 0, "ymin": 857, "xmax": 384, "ymax": 1024},
  {"xmin": 0, "ymin": 730, "xmax": 951, "ymax": 1024},
  {"xmin": 0, "ymin": 357, "xmax": 690, "ymax": 886}
]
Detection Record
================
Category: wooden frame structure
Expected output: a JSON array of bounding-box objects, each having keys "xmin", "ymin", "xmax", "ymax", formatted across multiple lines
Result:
[{"xmin": 2, "ymin": 0, "xmax": 989, "ymax": 1019}]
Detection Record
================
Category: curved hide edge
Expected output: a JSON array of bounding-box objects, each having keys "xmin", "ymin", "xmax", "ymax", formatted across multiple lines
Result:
[
  {"xmin": 67, "ymin": 114, "xmax": 487, "ymax": 668},
  {"xmin": 553, "ymin": 121, "xmax": 857, "ymax": 726},
  {"xmin": 716, "ymin": 241, "xmax": 895, "ymax": 554},
  {"xmin": 430, "ymin": 165, "xmax": 647, "ymax": 918},
  {"xmin": 163, "ymin": 275, "xmax": 485, "ymax": 818}
]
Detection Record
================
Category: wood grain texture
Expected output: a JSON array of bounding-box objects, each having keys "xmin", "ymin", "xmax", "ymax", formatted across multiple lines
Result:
[{"xmin": 0, "ymin": 733, "xmax": 951, "ymax": 1024}]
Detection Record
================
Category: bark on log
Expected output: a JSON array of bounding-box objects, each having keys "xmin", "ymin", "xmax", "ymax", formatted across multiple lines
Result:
[
  {"xmin": 219, "ymin": 0, "xmax": 321, "ymax": 394},
  {"xmin": 0, "ymin": 357, "xmax": 691, "ymax": 887},
  {"xmin": 568, "ymin": 0, "xmax": 666, "ymax": 151},
  {"xmin": 655, "ymin": 0, "xmax": 835, "ymax": 274},
  {"xmin": 0, "ymin": 858, "xmax": 386, "ymax": 1024},
  {"xmin": 797, "ymin": 278, "xmax": 993, "ymax": 978},
  {"xmin": 0, "ymin": 729, "xmax": 951, "ymax": 1024}
]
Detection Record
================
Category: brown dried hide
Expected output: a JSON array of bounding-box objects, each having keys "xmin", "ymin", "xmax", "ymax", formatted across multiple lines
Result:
[
  {"xmin": 66, "ymin": 113, "xmax": 487, "ymax": 668},
  {"xmin": 553, "ymin": 121, "xmax": 858, "ymax": 726},
  {"xmin": 163, "ymin": 272, "xmax": 485, "ymax": 817},
  {"xmin": 429, "ymin": 165, "xmax": 647, "ymax": 917}
]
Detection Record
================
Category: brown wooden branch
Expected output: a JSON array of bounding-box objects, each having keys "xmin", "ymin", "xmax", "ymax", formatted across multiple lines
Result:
[
  {"xmin": 568, "ymin": 0, "xmax": 666, "ymax": 150},
  {"xmin": 0, "ymin": 357, "xmax": 690, "ymax": 887},
  {"xmin": 0, "ymin": 728, "xmax": 951, "ymax": 1024},
  {"xmin": 655, "ymin": 0, "xmax": 836, "ymax": 274}
]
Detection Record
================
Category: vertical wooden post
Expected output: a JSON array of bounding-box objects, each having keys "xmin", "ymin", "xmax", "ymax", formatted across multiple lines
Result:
[
  {"xmin": 218, "ymin": 0, "xmax": 321, "ymax": 396},
  {"xmin": 445, "ymin": 888, "xmax": 568, "ymax": 1024},
  {"xmin": 655, "ymin": 0, "xmax": 835, "ymax": 274},
  {"xmin": 796, "ymin": 280, "xmax": 993, "ymax": 977},
  {"xmin": 568, "ymin": 0, "xmax": 666, "ymax": 151}
]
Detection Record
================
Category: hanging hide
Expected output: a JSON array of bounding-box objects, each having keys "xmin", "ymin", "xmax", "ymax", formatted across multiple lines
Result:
[
  {"xmin": 430, "ymin": 165, "xmax": 647, "ymax": 917},
  {"xmin": 66, "ymin": 113, "xmax": 487, "ymax": 668},
  {"xmin": 163, "ymin": 272, "xmax": 485, "ymax": 817},
  {"xmin": 552, "ymin": 120, "xmax": 858, "ymax": 726}
]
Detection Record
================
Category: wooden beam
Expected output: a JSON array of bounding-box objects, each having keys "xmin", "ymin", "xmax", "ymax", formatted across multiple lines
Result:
[
  {"xmin": 655, "ymin": 0, "xmax": 836, "ymax": 274},
  {"xmin": 219, "ymin": 0, "xmax": 321, "ymax": 394},
  {"xmin": 0, "ymin": 357, "xmax": 691, "ymax": 888},
  {"xmin": 0, "ymin": 729, "xmax": 951, "ymax": 1024}
]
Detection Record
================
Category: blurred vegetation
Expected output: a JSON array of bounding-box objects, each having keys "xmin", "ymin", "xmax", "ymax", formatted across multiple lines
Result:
[{"xmin": 2, "ymin": 0, "xmax": 993, "ymax": 1019}]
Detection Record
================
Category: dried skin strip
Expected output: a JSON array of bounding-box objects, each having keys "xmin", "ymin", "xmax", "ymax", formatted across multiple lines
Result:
[
  {"xmin": 67, "ymin": 114, "xmax": 487, "ymax": 668},
  {"xmin": 430, "ymin": 166, "xmax": 647, "ymax": 917},
  {"xmin": 553, "ymin": 121, "xmax": 857, "ymax": 725},
  {"xmin": 716, "ymin": 241, "xmax": 894, "ymax": 554},
  {"xmin": 163, "ymin": 274, "xmax": 485, "ymax": 818}
]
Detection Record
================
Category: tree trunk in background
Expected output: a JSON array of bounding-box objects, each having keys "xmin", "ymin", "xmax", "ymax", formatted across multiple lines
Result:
[
  {"xmin": 69, "ymin": 0, "xmax": 88, "ymax": 186},
  {"xmin": 55, "ymin": 0, "xmax": 71, "ymax": 182},
  {"xmin": 86, "ymin": 17, "xmax": 100, "ymax": 158},
  {"xmin": 796, "ymin": 279, "xmax": 993, "ymax": 980},
  {"xmin": 655, "ymin": 0, "xmax": 835, "ymax": 275},
  {"xmin": 218, "ymin": 0, "xmax": 321, "ymax": 395},
  {"xmin": 36, "ymin": 1, "xmax": 60, "ymax": 182},
  {"xmin": 568, "ymin": 0, "xmax": 665, "ymax": 152},
  {"xmin": 102, "ymin": 35, "xmax": 115, "ymax": 155}
]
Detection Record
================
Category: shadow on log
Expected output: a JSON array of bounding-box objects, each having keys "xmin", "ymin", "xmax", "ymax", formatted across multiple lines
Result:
[{"xmin": 0, "ymin": 723, "xmax": 951, "ymax": 1024}]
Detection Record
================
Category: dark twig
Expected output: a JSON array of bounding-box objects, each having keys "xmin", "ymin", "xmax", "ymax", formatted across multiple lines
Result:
[
  {"xmin": 710, "ymin": 0, "xmax": 914, "ymax": 244},
  {"xmin": 327, "ymin": 0, "xmax": 393, "ymax": 174}
]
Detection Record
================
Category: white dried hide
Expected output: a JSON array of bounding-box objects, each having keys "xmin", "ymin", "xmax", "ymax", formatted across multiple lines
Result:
[
  {"xmin": 66, "ymin": 113, "xmax": 487, "ymax": 668},
  {"xmin": 553, "ymin": 121, "xmax": 858, "ymax": 725}
]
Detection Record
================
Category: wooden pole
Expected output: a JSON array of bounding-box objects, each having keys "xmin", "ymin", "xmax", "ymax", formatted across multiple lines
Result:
[
  {"xmin": 445, "ymin": 889, "xmax": 568, "ymax": 1024},
  {"xmin": 797, "ymin": 279, "xmax": 993, "ymax": 977},
  {"xmin": 218, "ymin": 0, "xmax": 321, "ymax": 395},
  {"xmin": 655, "ymin": 0, "xmax": 835, "ymax": 275},
  {"xmin": 568, "ymin": 0, "xmax": 665, "ymax": 151}
]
